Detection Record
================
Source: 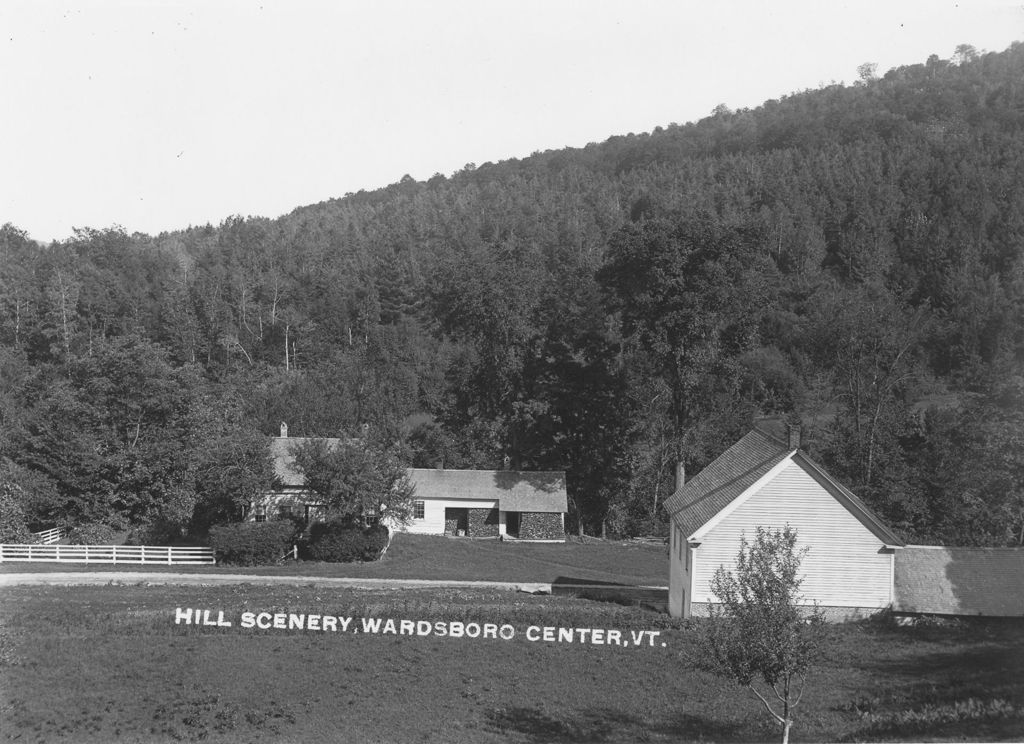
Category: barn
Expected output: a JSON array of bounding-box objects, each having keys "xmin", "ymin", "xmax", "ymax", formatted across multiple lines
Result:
[{"xmin": 666, "ymin": 426, "xmax": 905, "ymax": 620}]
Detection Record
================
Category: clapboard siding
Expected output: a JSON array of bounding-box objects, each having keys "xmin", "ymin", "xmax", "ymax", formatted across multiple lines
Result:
[
  {"xmin": 402, "ymin": 498, "xmax": 500, "ymax": 535},
  {"xmin": 693, "ymin": 460, "xmax": 892, "ymax": 608}
]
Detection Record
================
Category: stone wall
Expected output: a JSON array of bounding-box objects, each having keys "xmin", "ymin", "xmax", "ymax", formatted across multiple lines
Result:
[
  {"xmin": 518, "ymin": 512, "xmax": 564, "ymax": 541},
  {"xmin": 688, "ymin": 602, "xmax": 884, "ymax": 622},
  {"xmin": 467, "ymin": 508, "xmax": 499, "ymax": 537}
]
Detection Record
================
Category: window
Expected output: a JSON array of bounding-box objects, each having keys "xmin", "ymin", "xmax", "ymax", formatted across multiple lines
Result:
[
  {"xmin": 413, "ymin": 501, "xmax": 425, "ymax": 519},
  {"xmin": 254, "ymin": 505, "xmax": 267, "ymax": 523}
]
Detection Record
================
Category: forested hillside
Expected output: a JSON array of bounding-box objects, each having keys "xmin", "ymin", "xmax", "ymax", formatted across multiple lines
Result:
[{"xmin": 2, "ymin": 44, "xmax": 1022, "ymax": 545}]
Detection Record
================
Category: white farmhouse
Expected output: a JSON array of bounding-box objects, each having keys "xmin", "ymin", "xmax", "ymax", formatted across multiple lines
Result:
[
  {"xmin": 666, "ymin": 426, "xmax": 904, "ymax": 620},
  {"xmin": 257, "ymin": 424, "xmax": 567, "ymax": 541}
]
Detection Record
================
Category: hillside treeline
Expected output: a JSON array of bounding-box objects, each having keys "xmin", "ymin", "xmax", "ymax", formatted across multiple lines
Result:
[{"xmin": 1, "ymin": 44, "xmax": 1022, "ymax": 545}]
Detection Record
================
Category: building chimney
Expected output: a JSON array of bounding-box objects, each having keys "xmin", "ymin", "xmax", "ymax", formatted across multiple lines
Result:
[
  {"xmin": 280, "ymin": 422, "xmax": 288, "ymax": 438},
  {"xmin": 675, "ymin": 461, "xmax": 686, "ymax": 491},
  {"xmin": 788, "ymin": 424, "xmax": 801, "ymax": 450},
  {"xmin": 435, "ymin": 459, "xmax": 444, "ymax": 471}
]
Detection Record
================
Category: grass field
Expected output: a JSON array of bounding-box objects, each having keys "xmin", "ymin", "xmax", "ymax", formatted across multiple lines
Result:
[
  {"xmin": 1, "ymin": 583, "xmax": 1022, "ymax": 743},
  {"xmin": 0, "ymin": 534, "xmax": 669, "ymax": 586}
]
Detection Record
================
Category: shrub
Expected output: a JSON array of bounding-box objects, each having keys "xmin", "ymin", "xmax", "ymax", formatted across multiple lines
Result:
[
  {"xmin": 67, "ymin": 523, "xmax": 118, "ymax": 545},
  {"xmin": 208, "ymin": 521, "xmax": 296, "ymax": 566},
  {"xmin": 0, "ymin": 488, "xmax": 32, "ymax": 543},
  {"xmin": 124, "ymin": 519, "xmax": 191, "ymax": 547},
  {"xmin": 305, "ymin": 521, "xmax": 389, "ymax": 562}
]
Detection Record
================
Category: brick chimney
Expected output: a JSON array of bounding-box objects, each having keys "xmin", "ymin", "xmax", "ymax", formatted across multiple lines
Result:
[
  {"xmin": 788, "ymin": 424, "xmax": 801, "ymax": 450},
  {"xmin": 675, "ymin": 461, "xmax": 686, "ymax": 491},
  {"xmin": 280, "ymin": 421, "xmax": 288, "ymax": 438}
]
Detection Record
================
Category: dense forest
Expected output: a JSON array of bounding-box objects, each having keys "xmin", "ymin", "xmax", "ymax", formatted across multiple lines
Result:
[{"xmin": 1, "ymin": 43, "xmax": 1022, "ymax": 546}]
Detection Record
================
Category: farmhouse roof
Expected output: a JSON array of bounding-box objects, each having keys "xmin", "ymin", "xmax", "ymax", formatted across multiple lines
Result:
[
  {"xmin": 895, "ymin": 546, "xmax": 1024, "ymax": 617},
  {"xmin": 664, "ymin": 428, "xmax": 903, "ymax": 546},
  {"xmin": 409, "ymin": 468, "xmax": 568, "ymax": 513},
  {"xmin": 269, "ymin": 436, "xmax": 344, "ymax": 487}
]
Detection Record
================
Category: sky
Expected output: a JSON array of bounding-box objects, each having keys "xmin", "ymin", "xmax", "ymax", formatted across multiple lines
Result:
[{"xmin": 1, "ymin": 1, "xmax": 1022, "ymax": 243}]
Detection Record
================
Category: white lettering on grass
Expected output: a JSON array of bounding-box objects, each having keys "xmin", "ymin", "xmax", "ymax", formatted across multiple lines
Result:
[
  {"xmin": 176, "ymin": 609, "xmax": 662, "ymax": 649},
  {"xmin": 524, "ymin": 626, "xmax": 656, "ymax": 645},
  {"xmin": 173, "ymin": 607, "xmax": 231, "ymax": 627}
]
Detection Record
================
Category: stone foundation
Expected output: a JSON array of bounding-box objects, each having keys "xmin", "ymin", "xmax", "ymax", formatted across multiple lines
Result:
[{"xmin": 689, "ymin": 602, "xmax": 888, "ymax": 622}]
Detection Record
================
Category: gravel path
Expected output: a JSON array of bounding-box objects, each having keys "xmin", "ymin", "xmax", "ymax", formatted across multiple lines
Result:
[{"xmin": 0, "ymin": 571, "xmax": 555, "ymax": 592}]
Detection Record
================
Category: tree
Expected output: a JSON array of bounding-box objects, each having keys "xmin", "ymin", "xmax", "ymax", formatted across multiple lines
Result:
[
  {"xmin": 188, "ymin": 388, "xmax": 277, "ymax": 537},
  {"xmin": 856, "ymin": 62, "xmax": 878, "ymax": 83},
  {"xmin": 292, "ymin": 437, "xmax": 416, "ymax": 527},
  {"xmin": 953, "ymin": 44, "xmax": 978, "ymax": 66},
  {"xmin": 0, "ymin": 469, "xmax": 33, "ymax": 542},
  {"xmin": 700, "ymin": 526, "xmax": 825, "ymax": 744}
]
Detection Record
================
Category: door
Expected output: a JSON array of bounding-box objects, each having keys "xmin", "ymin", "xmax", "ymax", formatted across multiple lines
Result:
[{"xmin": 444, "ymin": 508, "xmax": 468, "ymax": 536}]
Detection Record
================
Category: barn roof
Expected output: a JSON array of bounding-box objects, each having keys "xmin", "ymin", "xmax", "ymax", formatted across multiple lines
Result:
[
  {"xmin": 409, "ymin": 468, "xmax": 568, "ymax": 513},
  {"xmin": 895, "ymin": 546, "xmax": 1024, "ymax": 616},
  {"xmin": 664, "ymin": 427, "xmax": 903, "ymax": 546}
]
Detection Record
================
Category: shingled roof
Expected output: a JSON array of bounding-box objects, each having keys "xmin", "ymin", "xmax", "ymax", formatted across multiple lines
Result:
[
  {"xmin": 269, "ymin": 436, "xmax": 344, "ymax": 487},
  {"xmin": 665, "ymin": 427, "xmax": 903, "ymax": 546},
  {"xmin": 664, "ymin": 428, "xmax": 791, "ymax": 537},
  {"xmin": 409, "ymin": 468, "xmax": 568, "ymax": 513},
  {"xmin": 895, "ymin": 546, "xmax": 1024, "ymax": 616}
]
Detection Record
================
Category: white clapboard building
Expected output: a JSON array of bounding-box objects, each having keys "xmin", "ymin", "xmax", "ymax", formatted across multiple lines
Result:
[
  {"xmin": 666, "ymin": 426, "xmax": 905, "ymax": 620},
  {"xmin": 259, "ymin": 425, "xmax": 567, "ymax": 542}
]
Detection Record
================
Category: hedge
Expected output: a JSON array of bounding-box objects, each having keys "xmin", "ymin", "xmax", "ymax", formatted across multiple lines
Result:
[
  {"xmin": 305, "ymin": 521, "xmax": 389, "ymax": 563},
  {"xmin": 0, "ymin": 489, "xmax": 32, "ymax": 543},
  {"xmin": 209, "ymin": 521, "xmax": 296, "ymax": 566},
  {"xmin": 67, "ymin": 523, "xmax": 118, "ymax": 545}
]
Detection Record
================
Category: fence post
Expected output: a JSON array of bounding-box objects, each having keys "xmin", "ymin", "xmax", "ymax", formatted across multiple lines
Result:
[{"xmin": 167, "ymin": 547, "xmax": 172, "ymax": 565}]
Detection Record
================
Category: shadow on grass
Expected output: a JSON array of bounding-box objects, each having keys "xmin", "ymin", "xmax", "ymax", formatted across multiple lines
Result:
[
  {"xmin": 838, "ymin": 621, "xmax": 1024, "ymax": 741},
  {"xmin": 551, "ymin": 576, "xmax": 668, "ymax": 613},
  {"xmin": 485, "ymin": 705, "xmax": 749, "ymax": 743}
]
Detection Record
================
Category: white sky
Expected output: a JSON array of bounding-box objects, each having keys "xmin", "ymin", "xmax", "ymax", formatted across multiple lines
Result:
[{"xmin": 1, "ymin": 1, "xmax": 1021, "ymax": 243}]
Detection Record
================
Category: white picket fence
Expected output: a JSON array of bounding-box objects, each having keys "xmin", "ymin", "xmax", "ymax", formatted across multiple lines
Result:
[
  {"xmin": 31, "ymin": 527, "xmax": 68, "ymax": 545},
  {"xmin": 0, "ymin": 543, "xmax": 215, "ymax": 565}
]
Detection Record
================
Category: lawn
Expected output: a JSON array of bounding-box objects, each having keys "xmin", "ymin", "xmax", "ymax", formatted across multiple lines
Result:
[
  {"xmin": 1, "ymin": 583, "xmax": 1022, "ymax": 743},
  {"xmin": 0, "ymin": 534, "xmax": 669, "ymax": 586}
]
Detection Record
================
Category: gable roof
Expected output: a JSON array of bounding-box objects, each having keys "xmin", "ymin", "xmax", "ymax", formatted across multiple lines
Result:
[
  {"xmin": 665, "ymin": 428, "xmax": 903, "ymax": 547},
  {"xmin": 790, "ymin": 450, "xmax": 904, "ymax": 547},
  {"xmin": 269, "ymin": 438, "xmax": 568, "ymax": 514},
  {"xmin": 664, "ymin": 428, "xmax": 791, "ymax": 537},
  {"xmin": 409, "ymin": 468, "xmax": 568, "ymax": 513},
  {"xmin": 270, "ymin": 436, "xmax": 344, "ymax": 487}
]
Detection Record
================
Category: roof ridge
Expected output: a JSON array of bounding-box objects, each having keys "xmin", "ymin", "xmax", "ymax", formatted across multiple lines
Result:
[
  {"xmin": 750, "ymin": 425, "xmax": 791, "ymax": 449},
  {"xmin": 409, "ymin": 467, "xmax": 566, "ymax": 475}
]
